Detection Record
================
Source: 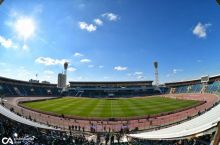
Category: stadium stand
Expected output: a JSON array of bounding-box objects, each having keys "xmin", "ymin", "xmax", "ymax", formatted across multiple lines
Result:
[
  {"xmin": 0, "ymin": 114, "xmax": 97, "ymax": 145},
  {"xmin": 0, "ymin": 104, "xmax": 56, "ymax": 130},
  {"xmin": 130, "ymin": 134, "xmax": 216, "ymax": 145},
  {"xmin": 166, "ymin": 75, "xmax": 220, "ymax": 94},
  {"xmin": 0, "ymin": 76, "xmax": 61, "ymax": 97},
  {"xmin": 207, "ymin": 81, "xmax": 220, "ymax": 93},
  {"xmin": 68, "ymin": 81, "xmax": 160, "ymax": 97}
]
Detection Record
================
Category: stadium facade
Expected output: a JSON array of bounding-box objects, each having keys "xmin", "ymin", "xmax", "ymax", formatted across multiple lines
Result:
[{"xmin": 68, "ymin": 80, "xmax": 158, "ymax": 97}]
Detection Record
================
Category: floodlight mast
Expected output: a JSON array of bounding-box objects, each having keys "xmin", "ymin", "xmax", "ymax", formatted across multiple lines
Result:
[
  {"xmin": 154, "ymin": 61, "xmax": 159, "ymax": 86},
  {"xmin": 64, "ymin": 62, "xmax": 68, "ymax": 76},
  {"xmin": 64, "ymin": 62, "xmax": 68, "ymax": 90}
]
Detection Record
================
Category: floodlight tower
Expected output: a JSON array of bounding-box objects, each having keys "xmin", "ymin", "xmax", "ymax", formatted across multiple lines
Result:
[
  {"xmin": 154, "ymin": 61, "xmax": 159, "ymax": 86},
  {"xmin": 64, "ymin": 62, "xmax": 68, "ymax": 88},
  {"xmin": 64, "ymin": 62, "xmax": 68, "ymax": 76}
]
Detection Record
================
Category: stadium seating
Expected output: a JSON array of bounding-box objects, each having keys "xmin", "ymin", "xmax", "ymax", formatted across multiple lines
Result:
[
  {"xmin": 0, "ymin": 114, "xmax": 97, "ymax": 145},
  {"xmin": 0, "ymin": 112, "xmax": 216, "ymax": 145},
  {"xmin": 0, "ymin": 77, "xmax": 61, "ymax": 97},
  {"xmin": 207, "ymin": 81, "xmax": 220, "ymax": 93},
  {"xmin": 169, "ymin": 82, "xmax": 220, "ymax": 94},
  {"xmin": 130, "ymin": 134, "xmax": 215, "ymax": 145}
]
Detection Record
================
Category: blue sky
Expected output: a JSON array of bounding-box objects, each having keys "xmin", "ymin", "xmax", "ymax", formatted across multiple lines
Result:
[{"xmin": 0, "ymin": 0, "xmax": 220, "ymax": 84}]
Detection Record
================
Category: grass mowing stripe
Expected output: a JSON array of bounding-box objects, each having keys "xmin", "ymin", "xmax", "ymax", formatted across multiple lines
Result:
[
  {"xmin": 112, "ymin": 99, "xmax": 125, "ymax": 117},
  {"xmin": 119, "ymin": 99, "xmax": 143, "ymax": 116},
  {"xmin": 51, "ymin": 99, "xmax": 87, "ymax": 112},
  {"xmin": 76, "ymin": 99, "xmax": 100, "ymax": 117},
  {"xmin": 89, "ymin": 100, "xmax": 103, "ymax": 117},
  {"xmin": 126, "ymin": 99, "xmax": 154, "ymax": 115},
  {"xmin": 28, "ymin": 98, "xmax": 75, "ymax": 109},
  {"xmin": 21, "ymin": 96, "xmax": 199, "ymax": 118}
]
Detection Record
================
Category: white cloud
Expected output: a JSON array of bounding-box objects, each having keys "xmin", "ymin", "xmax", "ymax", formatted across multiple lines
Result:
[
  {"xmin": 0, "ymin": 36, "xmax": 30, "ymax": 51},
  {"xmin": 98, "ymin": 65, "xmax": 104, "ymax": 68},
  {"xmin": 173, "ymin": 69, "xmax": 183, "ymax": 74},
  {"xmin": 74, "ymin": 52, "xmax": 83, "ymax": 57},
  {"xmin": 137, "ymin": 75, "xmax": 145, "ymax": 80},
  {"xmin": 166, "ymin": 68, "xmax": 183, "ymax": 78},
  {"xmin": 134, "ymin": 72, "xmax": 143, "ymax": 75},
  {"xmin": 94, "ymin": 18, "xmax": 103, "ymax": 26},
  {"xmin": 114, "ymin": 66, "xmax": 127, "ymax": 71},
  {"xmin": 193, "ymin": 22, "xmax": 211, "ymax": 38},
  {"xmin": 127, "ymin": 72, "xmax": 145, "ymax": 80},
  {"xmin": 0, "ymin": 35, "xmax": 17, "ymax": 49},
  {"xmin": 80, "ymin": 58, "xmax": 91, "ymax": 63},
  {"xmin": 68, "ymin": 67, "xmax": 77, "ymax": 72},
  {"xmin": 22, "ymin": 44, "xmax": 28, "ymax": 50},
  {"xmin": 0, "ymin": 66, "xmax": 58, "ymax": 83},
  {"xmin": 2, "ymin": 67, "xmax": 33, "ymax": 82},
  {"xmin": 79, "ymin": 21, "xmax": 97, "ymax": 32},
  {"xmin": 35, "ymin": 57, "xmax": 69, "ymax": 66},
  {"xmin": 102, "ymin": 13, "xmax": 119, "ymax": 21}
]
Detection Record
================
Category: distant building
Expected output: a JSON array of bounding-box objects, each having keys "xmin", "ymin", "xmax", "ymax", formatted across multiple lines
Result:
[
  {"xmin": 42, "ymin": 81, "xmax": 50, "ymax": 84},
  {"xmin": 57, "ymin": 73, "xmax": 66, "ymax": 88},
  {"xmin": 29, "ymin": 79, "xmax": 39, "ymax": 83},
  {"xmin": 57, "ymin": 62, "xmax": 68, "ymax": 89}
]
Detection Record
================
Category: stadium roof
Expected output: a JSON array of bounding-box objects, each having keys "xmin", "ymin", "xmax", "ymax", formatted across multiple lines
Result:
[
  {"xmin": 0, "ymin": 76, "xmax": 57, "ymax": 87},
  {"xmin": 128, "ymin": 102, "xmax": 220, "ymax": 140},
  {"xmin": 69, "ymin": 80, "xmax": 154, "ymax": 87},
  {"xmin": 69, "ymin": 80, "xmax": 153, "ymax": 83},
  {"xmin": 165, "ymin": 74, "xmax": 220, "ymax": 87}
]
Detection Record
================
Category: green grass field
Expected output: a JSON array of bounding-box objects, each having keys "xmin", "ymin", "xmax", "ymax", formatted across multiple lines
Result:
[{"xmin": 21, "ymin": 97, "xmax": 199, "ymax": 118}]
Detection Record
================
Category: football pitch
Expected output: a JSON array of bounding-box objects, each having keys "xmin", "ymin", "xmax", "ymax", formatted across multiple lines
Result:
[{"xmin": 21, "ymin": 97, "xmax": 199, "ymax": 118}]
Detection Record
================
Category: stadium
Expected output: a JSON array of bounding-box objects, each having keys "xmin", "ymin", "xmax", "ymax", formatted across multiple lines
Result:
[
  {"xmin": 0, "ymin": 63, "xmax": 220, "ymax": 144},
  {"xmin": 1, "ymin": 0, "xmax": 220, "ymax": 145}
]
